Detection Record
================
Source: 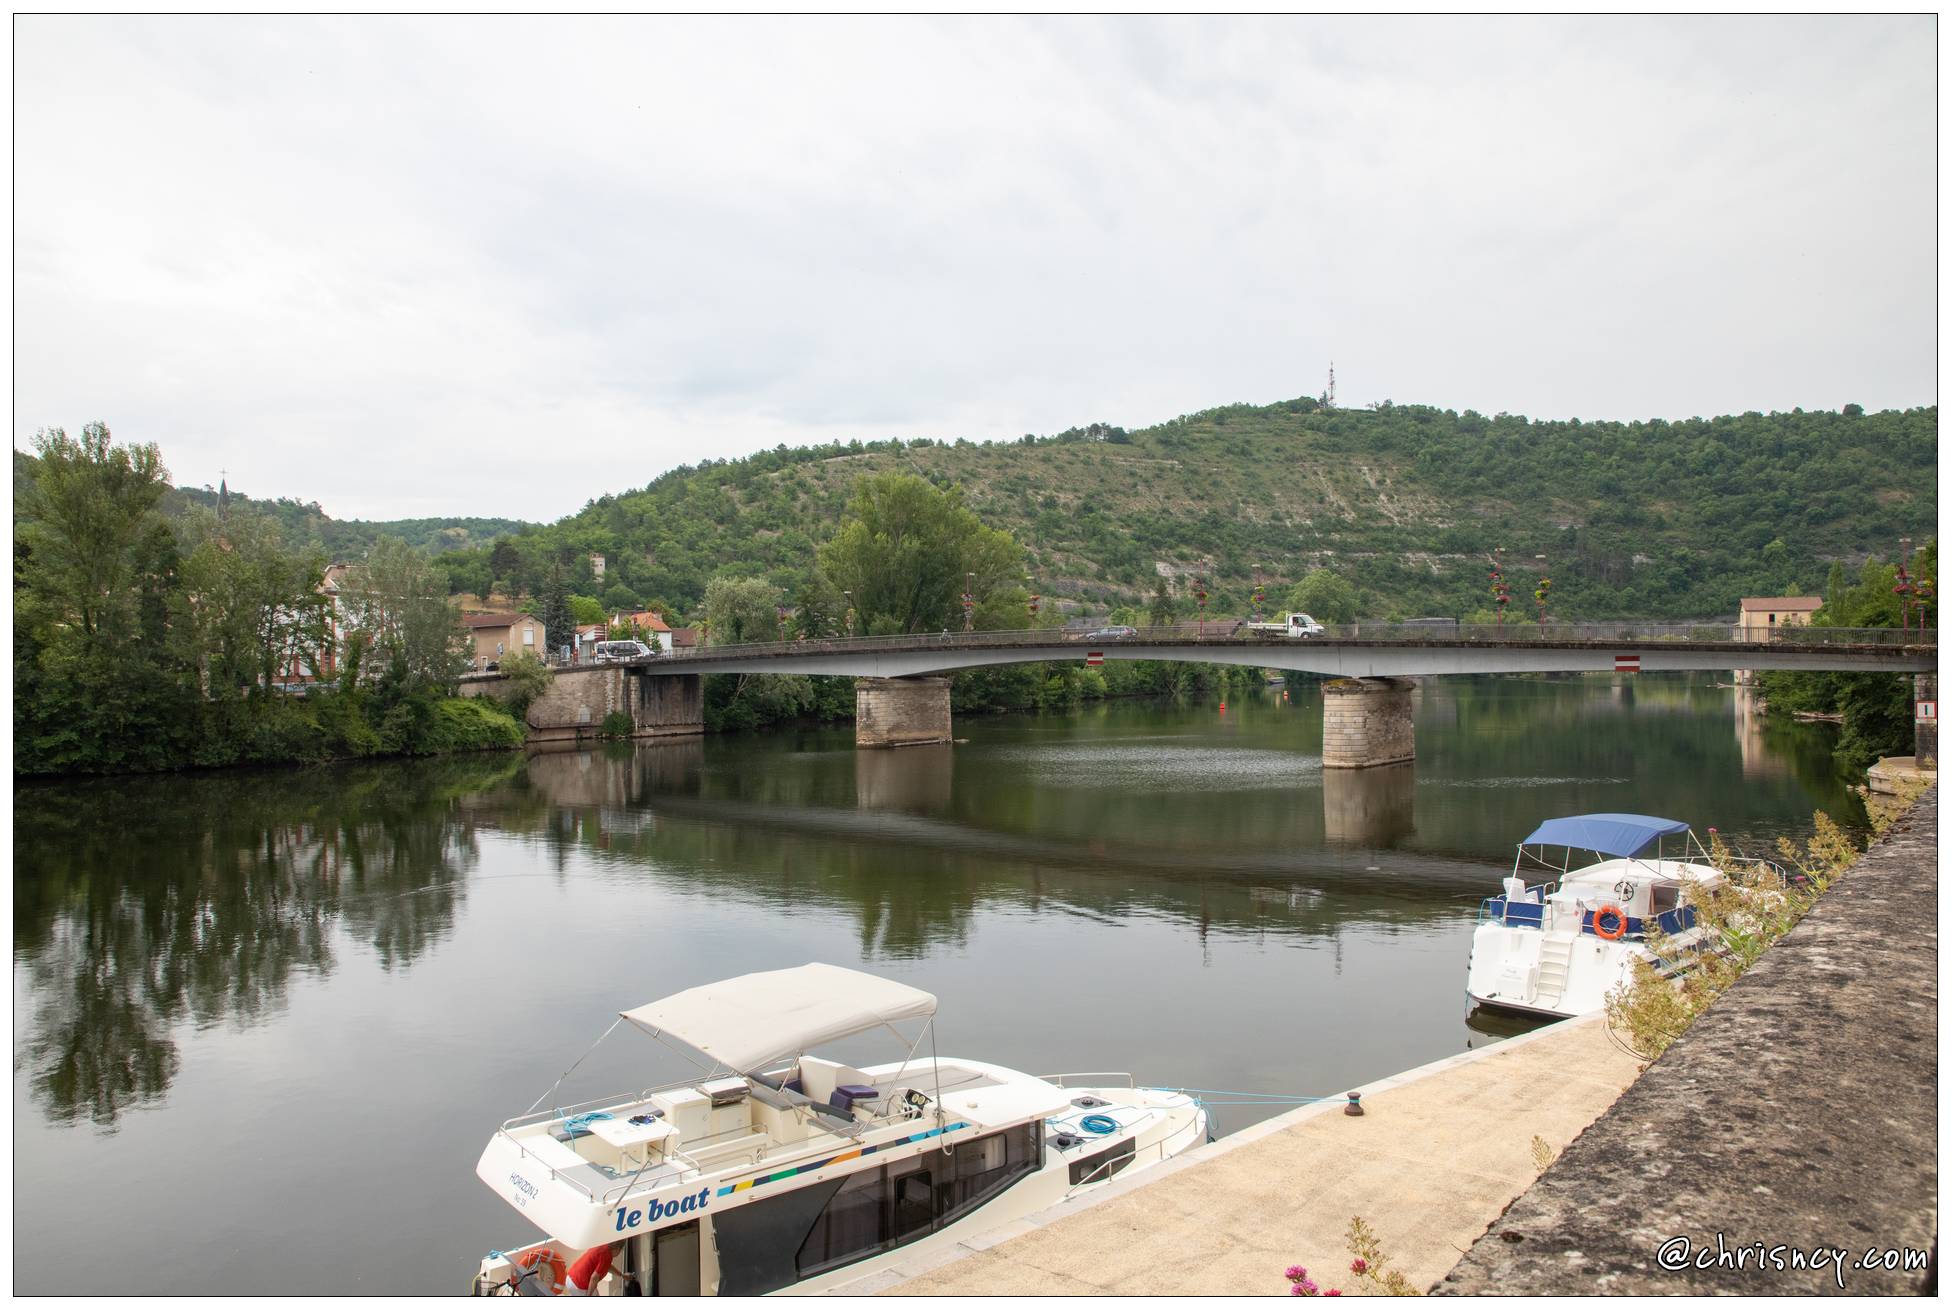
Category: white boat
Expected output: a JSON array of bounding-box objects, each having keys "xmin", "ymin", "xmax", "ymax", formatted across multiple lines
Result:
[
  {"xmin": 471, "ymin": 963, "xmax": 1208, "ymax": 1296},
  {"xmin": 1465, "ymin": 813, "xmax": 1726, "ymax": 1020}
]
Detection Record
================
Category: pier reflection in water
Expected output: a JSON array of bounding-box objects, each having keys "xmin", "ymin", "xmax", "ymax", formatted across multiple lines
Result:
[{"xmin": 11, "ymin": 676, "xmax": 1866, "ymax": 1294}]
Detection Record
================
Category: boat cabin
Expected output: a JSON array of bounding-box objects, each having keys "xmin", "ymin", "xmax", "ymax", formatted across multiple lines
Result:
[{"xmin": 1483, "ymin": 813, "xmax": 1722, "ymax": 939}]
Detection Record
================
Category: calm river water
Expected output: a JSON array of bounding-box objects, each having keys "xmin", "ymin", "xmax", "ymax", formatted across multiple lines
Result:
[{"xmin": 13, "ymin": 675, "xmax": 1861, "ymax": 1294}]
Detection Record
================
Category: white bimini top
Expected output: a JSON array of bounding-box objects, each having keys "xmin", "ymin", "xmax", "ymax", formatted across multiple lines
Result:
[{"xmin": 619, "ymin": 962, "xmax": 938, "ymax": 1073}]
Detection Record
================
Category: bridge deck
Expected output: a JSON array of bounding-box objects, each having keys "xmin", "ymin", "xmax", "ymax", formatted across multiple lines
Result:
[{"xmin": 581, "ymin": 622, "xmax": 1933, "ymax": 680}]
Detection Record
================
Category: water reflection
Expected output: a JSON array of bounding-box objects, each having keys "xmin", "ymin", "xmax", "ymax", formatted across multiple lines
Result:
[
  {"xmin": 856, "ymin": 744, "xmax": 954, "ymax": 814},
  {"xmin": 13, "ymin": 677, "xmax": 1867, "ymax": 1134},
  {"xmin": 1323, "ymin": 763, "xmax": 1416, "ymax": 846},
  {"xmin": 13, "ymin": 755, "xmax": 520, "ymax": 1128}
]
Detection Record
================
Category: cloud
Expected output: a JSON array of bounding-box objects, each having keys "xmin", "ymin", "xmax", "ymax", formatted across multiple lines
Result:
[{"xmin": 14, "ymin": 15, "xmax": 1935, "ymax": 520}]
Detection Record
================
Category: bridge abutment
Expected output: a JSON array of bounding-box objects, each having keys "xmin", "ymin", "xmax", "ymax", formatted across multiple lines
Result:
[
  {"xmin": 1321, "ymin": 677, "xmax": 1416, "ymax": 769},
  {"xmin": 855, "ymin": 676, "xmax": 954, "ymax": 748},
  {"xmin": 459, "ymin": 667, "xmax": 704, "ymax": 743}
]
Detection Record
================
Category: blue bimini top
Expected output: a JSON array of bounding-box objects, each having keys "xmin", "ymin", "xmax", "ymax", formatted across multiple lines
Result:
[{"xmin": 1519, "ymin": 813, "xmax": 1692, "ymax": 860}]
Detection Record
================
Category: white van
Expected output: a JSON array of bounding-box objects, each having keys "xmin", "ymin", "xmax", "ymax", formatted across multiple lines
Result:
[{"xmin": 593, "ymin": 640, "xmax": 655, "ymax": 664}]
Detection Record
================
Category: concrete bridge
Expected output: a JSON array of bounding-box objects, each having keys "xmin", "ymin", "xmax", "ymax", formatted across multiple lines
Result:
[{"xmin": 459, "ymin": 621, "xmax": 1935, "ymax": 767}]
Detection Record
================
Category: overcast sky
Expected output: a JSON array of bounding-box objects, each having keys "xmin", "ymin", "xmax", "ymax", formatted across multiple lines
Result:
[{"xmin": 14, "ymin": 15, "xmax": 1937, "ymax": 522}]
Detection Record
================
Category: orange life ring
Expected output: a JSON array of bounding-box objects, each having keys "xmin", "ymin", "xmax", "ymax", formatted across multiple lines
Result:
[
  {"xmin": 512, "ymin": 1248, "xmax": 567, "ymax": 1294},
  {"xmin": 1592, "ymin": 904, "xmax": 1629, "ymax": 940}
]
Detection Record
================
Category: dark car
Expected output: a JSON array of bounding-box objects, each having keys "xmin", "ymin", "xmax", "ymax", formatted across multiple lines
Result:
[{"xmin": 1084, "ymin": 625, "xmax": 1139, "ymax": 641}]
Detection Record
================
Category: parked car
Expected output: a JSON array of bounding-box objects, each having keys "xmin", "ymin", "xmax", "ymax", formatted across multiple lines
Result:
[
  {"xmin": 1084, "ymin": 625, "xmax": 1139, "ymax": 641},
  {"xmin": 593, "ymin": 640, "xmax": 655, "ymax": 664}
]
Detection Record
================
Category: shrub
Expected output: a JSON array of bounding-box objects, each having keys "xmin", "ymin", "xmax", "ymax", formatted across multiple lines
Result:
[
  {"xmin": 1604, "ymin": 814, "xmax": 1875, "ymax": 1060},
  {"xmin": 600, "ymin": 710, "xmax": 634, "ymax": 738},
  {"xmin": 498, "ymin": 652, "xmax": 553, "ymax": 719}
]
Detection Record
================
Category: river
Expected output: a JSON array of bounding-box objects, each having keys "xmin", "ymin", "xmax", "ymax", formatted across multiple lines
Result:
[{"xmin": 12, "ymin": 675, "xmax": 1861, "ymax": 1294}]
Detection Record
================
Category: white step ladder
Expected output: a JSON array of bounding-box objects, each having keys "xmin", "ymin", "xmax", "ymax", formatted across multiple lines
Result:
[{"xmin": 1534, "ymin": 937, "xmax": 1574, "ymax": 1006}]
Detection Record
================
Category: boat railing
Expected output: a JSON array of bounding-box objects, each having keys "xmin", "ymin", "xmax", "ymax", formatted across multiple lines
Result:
[
  {"xmin": 499, "ymin": 1077, "xmax": 707, "ymax": 1135},
  {"xmin": 1064, "ymin": 1106, "xmax": 1205, "ymax": 1196},
  {"xmin": 1480, "ymin": 896, "xmax": 1697, "ymax": 938},
  {"xmin": 1038, "ymin": 1071, "xmax": 1137, "ymax": 1089},
  {"xmin": 1477, "ymin": 896, "xmax": 1545, "ymax": 929}
]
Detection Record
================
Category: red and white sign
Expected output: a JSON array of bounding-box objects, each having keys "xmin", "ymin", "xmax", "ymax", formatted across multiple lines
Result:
[
  {"xmin": 1615, "ymin": 654, "xmax": 1641, "ymax": 673},
  {"xmin": 1085, "ymin": 651, "xmax": 1104, "ymax": 666},
  {"xmin": 1918, "ymin": 701, "xmax": 1937, "ymax": 721}
]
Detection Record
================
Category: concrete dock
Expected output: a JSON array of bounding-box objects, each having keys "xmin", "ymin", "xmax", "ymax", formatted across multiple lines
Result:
[
  {"xmin": 1441, "ymin": 788, "xmax": 1937, "ymax": 1294},
  {"xmin": 845, "ymin": 1014, "xmax": 1643, "ymax": 1296}
]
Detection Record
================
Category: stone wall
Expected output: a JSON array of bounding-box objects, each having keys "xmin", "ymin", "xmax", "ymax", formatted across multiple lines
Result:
[
  {"xmin": 1321, "ymin": 677, "xmax": 1416, "ymax": 768},
  {"xmin": 855, "ymin": 676, "xmax": 953, "ymax": 748},
  {"xmin": 1438, "ymin": 788, "xmax": 1938, "ymax": 1295},
  {"xmin": 458, "ymin": 667, "xmax": 702, "ymax": 743}
]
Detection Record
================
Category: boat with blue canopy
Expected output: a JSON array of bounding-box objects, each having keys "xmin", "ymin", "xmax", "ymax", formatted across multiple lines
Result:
[{"xmin": 1465, "ymin": 813, "xmax": 1725, "ymax": 1019}]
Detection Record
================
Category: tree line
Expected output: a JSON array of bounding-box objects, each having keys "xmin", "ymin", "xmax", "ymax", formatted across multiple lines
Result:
[{"xmin": 14, "ymin": 425, "xmax": 524, "ymax": 776}]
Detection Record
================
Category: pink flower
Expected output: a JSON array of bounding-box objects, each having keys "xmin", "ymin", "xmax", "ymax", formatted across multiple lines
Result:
[
  {"xmin": 1290, "ymin": 1285, "xmax": 1308, "ymax": 1297},
  {"xmin": 1299, "ymin": 1279, "xmax": 1320, "ymax": 1295},
  {"xmin": 1285, "ymin": 1266, "xmax": 1307, "ymax": 1281},
  {"xmin": 1349, "ymin": 1258, "xmax": 1368, "ymax": 1275},
  {"xmin": 1325, "ymin": 1290, "xmax": 1342, "ymax": 1297}
]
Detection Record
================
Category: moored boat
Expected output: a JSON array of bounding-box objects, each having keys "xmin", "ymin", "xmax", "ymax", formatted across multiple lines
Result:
[
  {"xmin": 471, "ymin": 963, "xmax": 1207, "ymax": 1295},
  {"xmin": 1465, "ymin": 813, "xmax": 1726, "ymax": 1020}
]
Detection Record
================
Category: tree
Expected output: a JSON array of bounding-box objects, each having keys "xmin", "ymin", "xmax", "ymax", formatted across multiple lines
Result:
[
  {"xmin": 497, "ymin": 651, "xmax": 552, "ymax": 721},
  {"xmin": 1148, "ymin": 579, "xmax": 1178, "ymax": 627},
  {"xmin": 818, "ymin": 472, "xmax": 1024, "ymax": 634},
  {"xmin": 177, "ymin": 507, "xmax": 331, "ymax": 696},
  {"xmin": 538, "ymin": 567, "xmax": 574, "ymax": 663},
  {"xmin": 791, "ymin": 569, "xmax": 846, "ymax": 639},
  {"xmin": 703, "ymin": 575, "xmax": 780, "ymax": 645},
  {"xmin": 339, "ymin": 537, "xmax": 469, "ymax": 690},
  {"xmin": 18, "ymin": 423, "xmax": 168, "ymax": 639},
  {"xmin": 1287, "ymin": 568, "xmax": 1359, "ymax": 623}
]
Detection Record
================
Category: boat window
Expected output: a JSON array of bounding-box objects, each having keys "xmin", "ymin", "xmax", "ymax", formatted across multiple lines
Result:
[
  {"xmin": 798, "ymin": 1166, "xmax": 888, "ymax": 1274},
  {"xmin": 887, "ymin": 1153, "xmax": 938, "ymax": 1243},
  {"xmin": 940, "ymin": 1122, "xmax": 1040, "ymax": 1219},
  {"xmin": 1649, "ymin": 884, "xmax": 1680, "ymax": 915},
  {"xmin": 713, "ymin": 1178, "xmax": 844, "ymax": 1296}
]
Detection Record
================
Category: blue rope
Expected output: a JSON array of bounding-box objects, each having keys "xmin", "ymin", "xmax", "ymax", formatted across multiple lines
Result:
[
  {"xmin": 560, "ymin": 1111, "xmax": 614, "ymax": 1134},
  {"xmin": 1080, "ymin": 1113, "xmax": 1119, "ymax": 1135}
]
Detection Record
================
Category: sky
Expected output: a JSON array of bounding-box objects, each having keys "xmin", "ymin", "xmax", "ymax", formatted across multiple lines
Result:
[{"xmin": 13, "ymin": 15, "xmax": 1938, "ymax": 523}]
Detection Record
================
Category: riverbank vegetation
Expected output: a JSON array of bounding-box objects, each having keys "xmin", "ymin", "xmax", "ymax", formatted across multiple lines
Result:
[
  {"xmin": 14, "ymin": 425, "xmax": 521, "ymax": 776},
  {"xmin": 1604, "ymin": 785, "xmax": 1924, "ymax": 1060},
  {"xmin": 1752, "ymin": 543, "xmax": 1936, "ymax": 772}
]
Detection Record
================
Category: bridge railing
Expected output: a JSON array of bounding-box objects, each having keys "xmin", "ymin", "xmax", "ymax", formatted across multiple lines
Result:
[{"xmin": 653, "ymin": 622, "xmax": 1933, "ymax": 662}]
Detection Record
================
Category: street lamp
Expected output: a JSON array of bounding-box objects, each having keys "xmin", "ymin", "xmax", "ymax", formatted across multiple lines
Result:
[
  {"xmin": 963, "ymin": 571, "xmax": 975, "ymax": 633},
  {"xmin": 843, "ymin": 590, "xmax": 854, "ymax": 638}
]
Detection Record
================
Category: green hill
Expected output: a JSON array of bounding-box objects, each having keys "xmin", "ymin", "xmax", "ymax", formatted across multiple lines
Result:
[
  {"xmin": 444, "ymin": 399, "xmax": 1937, "ymax": 623},
  {"xmin": 165, "ymin": 482, "xmax": 531, "ymax": 558}
]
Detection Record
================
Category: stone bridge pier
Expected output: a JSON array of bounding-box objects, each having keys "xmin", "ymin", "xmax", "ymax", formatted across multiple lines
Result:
[
  {"xmin": 855, "ymin": 676, "xmax": 954, "ymax": 748},
  {"xmin": 1321, "ymin": 677, "xmax": 1417, "ymax": 769}
]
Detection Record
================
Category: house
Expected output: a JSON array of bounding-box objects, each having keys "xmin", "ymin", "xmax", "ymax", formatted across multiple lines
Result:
[
  {"xmin": 572, "ymin": 623, "xmax": 607, "ymax": 662},
  {"xmin": 1738, "ymin": 596, "xmax": 1822, "ymax": 640},
  {"xmin": 466, "ymin": 612, "xmax": 546, "ymax": 669},
  {"xmin": 278, "ymin": 562, "xmax": 351, "ymax": 684},
  {"xmin": 616, "ymin": 610, "xmax": 675, "ymax": 653},
  {"xmin": 669, "ymin": 626, "xmax": 699, "ymax": 651}
]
